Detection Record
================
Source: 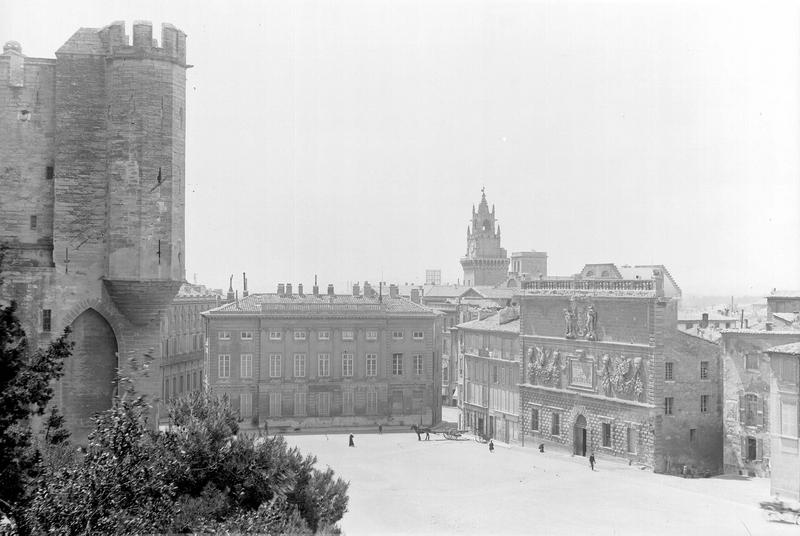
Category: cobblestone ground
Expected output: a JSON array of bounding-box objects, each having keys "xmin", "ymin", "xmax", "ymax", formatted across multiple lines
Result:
[{"xmin": 288, "ymin": 425, "xmax": 796, "ymax": 536}]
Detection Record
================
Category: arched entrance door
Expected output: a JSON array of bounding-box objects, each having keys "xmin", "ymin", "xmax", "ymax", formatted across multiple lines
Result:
[
  {"xmin": 573, "ymin": 414, "xmax": 588, "ymax": 456},
  {"xmin": 62, "ymin": 309, "xmax": 118, "ymax": 442}
]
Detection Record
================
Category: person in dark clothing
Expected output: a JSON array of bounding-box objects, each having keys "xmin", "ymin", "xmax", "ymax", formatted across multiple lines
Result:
[
  {"xmin": 539, "ymin": 443, "xmax": 545, "ymax": 453},
  {"xmin": 378, "ymin": 424, "xmax": 383, "ymax": 434},
  {"xmin": 349, "ymin": 434, "xmax": 355, "ymax": 447},
  {"xmin": 589, "ymin": 453, "xmax": 596, "ymax": 471},
  {"xmin": 425, "ymin": 431, "xmax": 430, "ymax": 441},
  {"xmin": 489, "ymin": 440, "xmax": 495, "ymax": 453}
]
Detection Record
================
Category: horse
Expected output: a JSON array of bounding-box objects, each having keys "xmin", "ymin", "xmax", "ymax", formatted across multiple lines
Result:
[{"xmin": 410, "ymin": 424, "xmax": 432, "ymax": 441}]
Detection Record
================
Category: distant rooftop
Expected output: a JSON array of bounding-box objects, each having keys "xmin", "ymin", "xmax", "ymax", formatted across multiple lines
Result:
[
  {"xmin": 677, "ymin": 310, "xmax": 738, "ymax": 322},
  {"xmin": 768, "ymin": 290, "xmax": 800, "ymax": 299},
  {"xmin": 766, "ymin": 342, "xmax": 800, "ymax": 355},
  {"xmin": 456, "ymin": 310, "xmax": 520, "ymax": 334},
  {"xmin": 204, "ymin": 293, "xmax": 436, "ymax": 317}
]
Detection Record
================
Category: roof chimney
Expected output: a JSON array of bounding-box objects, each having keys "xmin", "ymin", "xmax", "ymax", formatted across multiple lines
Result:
[
  {"xmin": 353, "ymin": 283, "xmax": 361, "ymax": 297},
  {"xmin": 313, "ymin": 274, "xmax": 319, "ymax": 297},
  {"xmin": 278, "ymin": 283, "xmax": 285, "ymax": 296},
  {"xmin": 389, "ymin": 284, "xmax": 399, "ymax": 299},
  {"xmin": 327, "ymin": 284, "xmax": 335, "ymax": 296},
  {"xmin": 701, "ymin": 313, "xmax": 709, "ymax": 329},
  {"xmin": 242, "ymin": 272, "xmax": 249, "ymax": 297},
  {"xmin": 411, "ymin": 288, "xmax": 421, "ymax": 304},
  {"xmin": 227, "ymin": 275, "xmax": 234, "ymax": 302},
  {"xmin": 286, "ymin": 283, "xmax": 293, "ymax": 297},
  {"xmin": 298, "ymin": 283, "xmax": 304, "ymax": 297}
]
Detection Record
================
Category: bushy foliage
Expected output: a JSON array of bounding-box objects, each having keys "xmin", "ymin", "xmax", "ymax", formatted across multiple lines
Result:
[
  {"xmin": 24, "ymin": 389, "xmax": 349, "ymax": 534},
  {"xmin": 0, "ymin": 298, "xmax": 72, "ymax": 522},
  {"xmin": 24, "ymin": 396, "xmax": 179, "ymax": 534}
]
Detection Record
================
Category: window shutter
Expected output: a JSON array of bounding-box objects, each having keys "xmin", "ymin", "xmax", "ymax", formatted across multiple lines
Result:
[
  {"xmin": 740, "ymin": 436, "xmax": 748, "ymax": 462},
  {"xmin": 762, "ymin": 396, "xmax": 769, "ymax": 432},
  {"xmin": 739, "ymin": 395, "xmax": 746, "ymax": 424},
  {"xmin": 756, "ymin": 395, "xmax": 764, "ymax": 427},
  {"xmin": 757, "ymin": 438, "xmax": 764, "ymax": 461}
]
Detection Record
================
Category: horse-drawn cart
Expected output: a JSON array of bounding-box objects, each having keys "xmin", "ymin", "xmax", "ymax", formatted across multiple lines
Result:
[{"xmin": 760, "ymin": 497, "xmax": 800, "ymax": 524}]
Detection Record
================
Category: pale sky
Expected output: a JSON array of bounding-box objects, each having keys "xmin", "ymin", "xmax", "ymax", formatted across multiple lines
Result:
[{"xmin": 4, "ymin": 1, "xmax": 800, "ymax": 296}]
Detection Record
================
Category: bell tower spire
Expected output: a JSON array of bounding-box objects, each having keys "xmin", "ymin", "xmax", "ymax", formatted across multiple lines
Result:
[{"xmin": 460, "ymin": 188, "xmax": 509, "ymax": 286}]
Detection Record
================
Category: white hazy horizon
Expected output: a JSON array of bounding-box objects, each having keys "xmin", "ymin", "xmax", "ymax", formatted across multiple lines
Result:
[{"xmin": 5, "ymin": 0, "xmax": 799, "ymax": 297}]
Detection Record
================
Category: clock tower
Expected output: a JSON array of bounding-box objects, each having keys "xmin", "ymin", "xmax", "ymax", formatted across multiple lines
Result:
[{"xmin": 460, "ymin": 189, "xmax": 510, "ymax": 286}]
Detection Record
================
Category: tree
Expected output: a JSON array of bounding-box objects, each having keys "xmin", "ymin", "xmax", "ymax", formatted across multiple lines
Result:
[{"xmin": 0, "ymin": 245, "xmax": 73, "ymax": 520}]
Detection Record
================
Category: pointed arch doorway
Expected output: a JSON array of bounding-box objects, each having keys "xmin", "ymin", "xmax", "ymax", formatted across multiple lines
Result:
[
  {"xmin": 573, "ymin": 414, "xmax": 588, "ymax": 456},
  {"xmin": 62, "ymin": 308, "xmax": 118, "ymax": 441}
]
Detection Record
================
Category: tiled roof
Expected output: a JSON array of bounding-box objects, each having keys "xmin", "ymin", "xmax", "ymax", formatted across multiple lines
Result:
[
  {"xmin": 203, "ymin": 293, "xmax": 436, "ymax": 316},
  {"xmin": 176, "ymin": 283, "xmax": 222, "ymax": 299},
  {"xmin": 471, "ymin": 286, "xmax": 518, "ymax": 300},
  {"xmin": 456, "ymin": 312, "xmax": 520, "ymax": 334},
  {"xmin": 766, "ymin": 342, "xmax": 800, "ymax": 355},
  {"xmin": 423, "ymin": 285, "xmax": 473, "ymax": 299}
]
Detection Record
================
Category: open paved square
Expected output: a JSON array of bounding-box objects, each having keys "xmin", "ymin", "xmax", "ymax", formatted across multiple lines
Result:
[{"xmin": 288, "ymin": 430, "xmax": 795, "ymax": 536}]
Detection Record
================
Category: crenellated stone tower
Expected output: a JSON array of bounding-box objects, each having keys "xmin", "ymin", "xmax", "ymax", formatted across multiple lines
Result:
[
  {"xmin": 460, "ymin": 189, "xmax": 509, "ymax": 286},
  {"xmin": 0, "ymin": 21, "xmax": 188, "ymax": 440}
]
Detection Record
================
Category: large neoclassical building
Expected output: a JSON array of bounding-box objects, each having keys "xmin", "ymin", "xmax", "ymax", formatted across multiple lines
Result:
[{"xmin": 203, "ymin": 283, "xmax": 443, "ymax": 431}]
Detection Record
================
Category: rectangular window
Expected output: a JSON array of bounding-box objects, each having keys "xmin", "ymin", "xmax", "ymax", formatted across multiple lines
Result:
[
  {"xmin": 294, "ymin": 353, "xmax": 306, "ymax": 377},
  {"xmin": 269, "ymin": 391, "xmax": 281, "ymax": 417},
  {"xmin": 269, "ymin": 330, "xmax": 282, "ymax": 340},
  {"xmin": 294, "ymin": 330, "xmax": 306, "ymax": 341},
  {"xmin": 414, "ymin": 354, "xmax": 424, "ymax": 375},
  {"xmin": 342, "ymin": 353, "xmax": 354, "ymax": 377},
  {"xmin": 492, "ymin": 366, "xmax": 498, "ymax": 383},
  {"xmin": 30, "ymin": 215, "xmax": 37, "ymax": 230},
  {"xmin": 219, "ymin": 331, "xmax": 231, "ymax": 340},
  {"xmin": 392, "ymin": 331, "xmax": 404, "ymax": 340},
  {"xmin": 45, "ymin": 166, "xmax": 54, "ymax": 180},
  {"xmin": 367, "ymin": 390, "xmax": 378, "ymax": 414},
  {"xmin": 318, "ymin": 353, "xmax": 330, "ymax": 377},
  {"xmin": 412, "ymin": 331, "xmax": 424, "ymax": 340},
  {"xmin": 392, "ymin": 353, "xmax": 403, "ymax": 375},
  {"xmin": 689, "ymin": 428, "xmax": 696, "ymax": 443},
  {"xmin": 342, "ymin": 330, "xmax": 354, "ymax": 341},
  {"xmin": 602, "ymin": 423, "xmax": 611, "ymax": 447},
  {"xmin": 781, "ymin": 357, "xmax": 798, "ymax": 383},
  {"xmin": 318, "ymin": 392, "xmax": 331, "ymax": 416},
  {"xmin": 42, "ymin": 309, "xmax": 51, "ymax": 332},
  {"xmin": 665, "ymin": 397, "xmax": 674, "ymax": 415},
  {"xmin": 781, "ymin": 400, "xmax": 798, "ymax": 437},
  {"xmin": 551, "ymin": 413, "xmax": 560, "ymax": 436},
  {"xmin": 294, "ymin": 392, "xmax": 306, "ymax": 416},
  {"xmin": 626, "ymin": 427, "xmax": 636, "ymax": 453},
  {"xmin": 269, "ymin": 354, "xmax": 282, "ymax": 378},
  {"xmin": 366, "ymin": 330, "xmax": 378, "ymax": 341},
  {"xmin": 240, "ymin": 393, "xmax": 252, "ymax": 418},
  {"xmin": 700, "ymin": 361, "xmax": 709, "ymax": 380},
  {"xmin": 318, "ymin": 330, "xmax": 330, "ymax": 340},
  {"xmin": 745, "ymin": 353, "xmax": 759, "ymax": 370},
  {"xmin": 343, "ymin": 389, "xmax": 354, "ymax": 415},
  {"xmin": 531, "ymin": 408, "xmax": 539, "ymax": 431},
  {"xmin": 240, "ymin": 354, "xmax": 253, "ymax": 378},
  {"xmin": 179, "ymin": 375, "xmax": 184, "ymax": 393},
  {"xmin": 665, "ymin": 362, "xmax": 674, "ymax": 381},
  {"xmin": 700, "ymin": 394, "xmax": 709, "ymax": 413},
  {"xmin": 240, "ymin": 331, "xmax": 253, "ymax": 340},
  {"xmin": 218, "ymin": 354, "xmax": 230, "ymax": 378},
  {"xmin": 366, "ymin": 353, "xmax": 377, "ymax": 377}
]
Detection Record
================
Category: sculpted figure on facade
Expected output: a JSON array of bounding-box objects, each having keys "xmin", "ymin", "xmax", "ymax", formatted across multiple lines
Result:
[
  {"xmin": 596, "ymin": 353, "xmax": 645, "ymax": 401},
  {"xmin": 585, "ymin": 304, "xmax": 598, "ymax": 340},
  {"xmin": 564, "ymin": 308, "xmax": 576, "ymax": 339}
]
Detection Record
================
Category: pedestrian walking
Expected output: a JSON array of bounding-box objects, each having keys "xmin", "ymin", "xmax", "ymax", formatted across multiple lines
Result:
[
  {"xmin": 589, "ymin": 453, "xmax": 596, "ymax": 471},
  {"xmin": 489, "ymin": 440, "xmax": 495, "ymax": 453},
  {"xmin": 378, "ymin": 424, "xmax": 383, "ymax": 434},
  {"xmin": 425, "ymin": 431, "xmax": 430, "ymax": 441},
  {"xmin": 348, "ymin": 434, "xmax": 355, "ymax": 447}
]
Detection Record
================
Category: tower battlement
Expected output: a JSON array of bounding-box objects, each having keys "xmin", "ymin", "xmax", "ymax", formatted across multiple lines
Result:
[
  {"xmin": 98, "ymin": 21, "xmax": 187, "ymax": 64},
  {"xmin": 56, "ymin": 21, "xmax": 187, "ymax": 65}
]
